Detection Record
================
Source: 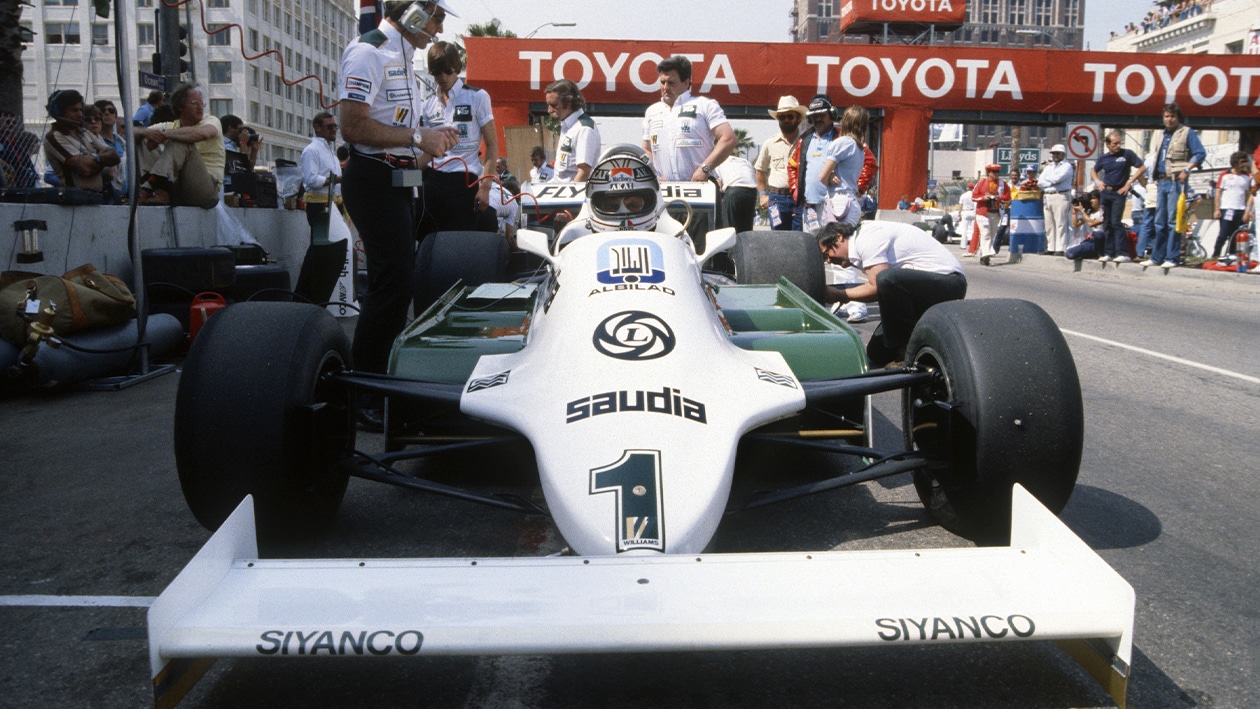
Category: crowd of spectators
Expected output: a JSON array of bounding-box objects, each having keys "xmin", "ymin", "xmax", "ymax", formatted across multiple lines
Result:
[{"xmin": 1114, "ymin": 0, "xmax": 1211, "ymax": 37}]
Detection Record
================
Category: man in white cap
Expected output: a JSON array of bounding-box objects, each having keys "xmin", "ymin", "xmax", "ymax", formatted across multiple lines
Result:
[
  {"xmin": 1037, "ymin": 143, "xmax": 1074, "ymax": 255},
  {"xmin": 755, "ymin": 95, "xmax": 806, "ymax": 230}
]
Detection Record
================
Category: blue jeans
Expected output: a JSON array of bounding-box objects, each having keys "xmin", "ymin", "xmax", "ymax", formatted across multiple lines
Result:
[
  {"xmin": 1133, "ymin": 208, "xmax": 1153, "ymax": 258},
  {"xmin": 768, "ymin": 191, "xmax": 797, "ymax": 231},
  {"xmin": 1152, "ymin": 180, "xmax": 1182, "ymax": 264}
]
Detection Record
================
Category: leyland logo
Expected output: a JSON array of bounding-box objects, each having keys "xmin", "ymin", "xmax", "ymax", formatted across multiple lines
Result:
[{"xmin": 592, "ymin": 311, "xmax": 675, "ymax": 361}]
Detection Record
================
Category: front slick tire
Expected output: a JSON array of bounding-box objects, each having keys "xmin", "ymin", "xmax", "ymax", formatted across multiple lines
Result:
[
  {"xmin": 904, "ymin": 299, "xmax": 1083, "ymax": 544},
  {"xmin": 175, "ymin": 302, "xmax": 353, "ymax": 541}
]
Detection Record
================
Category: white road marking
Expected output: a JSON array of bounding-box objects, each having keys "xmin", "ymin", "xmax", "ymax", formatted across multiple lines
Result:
[
  {"xmin": 1061, "ymin": 329, "xmax": 1260, "ymax": 385},
  {"xmin": 0, "ymin": 595, "xmax": 155, "ymax": 608}
]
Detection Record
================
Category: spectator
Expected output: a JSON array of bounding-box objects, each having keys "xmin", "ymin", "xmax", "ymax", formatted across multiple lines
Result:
[
  {"xmin": 713, "ymin": 154, "xmax": 757, "ymax": 233},
  {"xmin": 133, "ymin": 89, "xmax": 164, "ymax": 127},
  {"xmin": 897, "ymin": 194, "xmax": 911, "ymax": 210},
  {"xmin": 1135, "ymin": 153, "xmax": 1159, "ymax": 260},
  {"xmin": 546, "ymin": 78, "xmax": 600, "ymax": 183},
  {"xmin": 641, "ymin": 55, "xmax": 736, "ymax": 183},
  {"xmin": 1090, "ymin": 131, "xmax": 1145, "ymax": 262},
  {"xmin": 1211, "ymin": 150, "xmax": 1253, "ymax": 259},
  {"xmin": 1128, "ymin": 173, "xmax": 1150, "ymax": 259},
  {"xmin": 816, "ymin": 104, "xmax": 869, "ymax": 227},
  {"xmin": 755, "ymin": 95, "xmax": 806, "ymax": 231},
  {"xmin": 41, "ymin": 89, "xmax": 120, "ymax": 194},
  {"xmin": 417, "ymin": 40, "xmax": 497, "ymax": 239},
  {"xmin": 528, "ymin": 146, "xmax": 553, "ymax": 183},
  {"xmin": 0, "ymin": 111, "xmax": 39, "ymax": 188},
  {"xmin": 495, "ymin": 157, "xmax": 520, "ymax": 194},
  {"xmin": 1037, "ymin": 143, "xmax": 1073, "ymax": 255},
  {"xmin": 134, "ymin": 84, "xmax": 224, "ymax": 208},
  {"xmin": 957, "ymin": 185, "xmax": 976, "ymax": 251},
  {"xmin": 1148, "ymin": 102, "xmax": 1205, "ymax": 268},
  {"xmin": 93, "ymin": 99, "xmax": 127, "ymax": 200},
  {"xmin": 969, "ymin": 163, "xmax": 1011, "ymax": 265},
  {"xmin": 797, "ymin": 96, "xmax": 844, "ymax": 231},
  {"xmin": 81, "ymin": 104, "xmax": 119, "ymax": 204},
  {"xmin": 818, "ymin": 220, "xmax": 967, "ymax": 368}
]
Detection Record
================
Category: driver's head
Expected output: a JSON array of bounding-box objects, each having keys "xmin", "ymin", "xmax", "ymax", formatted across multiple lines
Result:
[{"xmin": 586, "ymin": 144, "xmax": 661, "ymax": 232}]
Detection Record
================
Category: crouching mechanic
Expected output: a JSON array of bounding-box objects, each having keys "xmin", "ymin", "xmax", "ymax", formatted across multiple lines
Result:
[{"xmin": 818, "ymin": 220, "xmax": 967, "ymax": 368}]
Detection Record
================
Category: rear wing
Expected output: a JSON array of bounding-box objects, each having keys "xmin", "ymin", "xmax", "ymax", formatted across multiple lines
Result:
[{"xmin": 149, "ymin": 485, "xmax": 1133, "ymax": 708}]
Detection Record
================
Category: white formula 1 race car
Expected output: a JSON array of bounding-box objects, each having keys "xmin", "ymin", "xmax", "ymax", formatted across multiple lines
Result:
[{"xmin": 150, "ymin": 148, "xmax": 1134, "ymax": 708}]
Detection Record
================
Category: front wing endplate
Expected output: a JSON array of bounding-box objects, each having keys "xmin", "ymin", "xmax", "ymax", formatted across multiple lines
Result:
[{"xmin": 149, "ymin": 485, "xmax": 1134, "ymax": 708}]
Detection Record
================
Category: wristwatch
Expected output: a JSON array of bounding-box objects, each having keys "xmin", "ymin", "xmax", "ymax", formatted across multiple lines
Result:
[{"xmin": 700, "ymin": 164, "xmax": 711, "ymax": 175}]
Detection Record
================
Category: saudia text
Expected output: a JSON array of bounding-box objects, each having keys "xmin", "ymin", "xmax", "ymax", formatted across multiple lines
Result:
[{"xmin": 567, "ymin": 387, "xmax": 707, "ymax": 424}]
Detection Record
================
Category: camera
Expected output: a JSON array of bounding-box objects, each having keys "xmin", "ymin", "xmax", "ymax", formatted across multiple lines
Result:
[{"xmin": 243, "ymin": 126, "xmax": 260, "ymax": 144}]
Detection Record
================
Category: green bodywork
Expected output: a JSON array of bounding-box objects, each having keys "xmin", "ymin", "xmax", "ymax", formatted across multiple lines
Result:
[{"xmin": 388, "ymin": 278, "xmax": 868, "ymax": 385}]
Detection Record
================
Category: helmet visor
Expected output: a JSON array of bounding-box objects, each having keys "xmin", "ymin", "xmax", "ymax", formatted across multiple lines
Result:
[{"xmin": 591, "ymin": 188, "xmax": 657, "ymax": 220}]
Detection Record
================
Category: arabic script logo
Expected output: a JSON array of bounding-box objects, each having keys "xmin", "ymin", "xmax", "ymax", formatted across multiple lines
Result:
[{"xmin": 592, "ymin": 311, "xmax": 675, "ymax": 361}]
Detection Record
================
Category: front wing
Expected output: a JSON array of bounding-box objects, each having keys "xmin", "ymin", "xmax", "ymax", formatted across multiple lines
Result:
[{"xmin": 148, "ymin": 485, "xmax": 1133, "ymax": 708}]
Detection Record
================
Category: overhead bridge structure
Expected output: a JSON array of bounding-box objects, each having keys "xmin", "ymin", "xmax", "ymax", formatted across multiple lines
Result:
[{"xmin": 466, "ymin": 38, "xmax": 1260, "ymax": 208}]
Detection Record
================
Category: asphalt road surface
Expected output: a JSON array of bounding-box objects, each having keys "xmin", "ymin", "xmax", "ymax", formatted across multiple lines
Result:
[{"xmin": 2, "ymin": 254, "xmax": 1257, "ymax": 708}]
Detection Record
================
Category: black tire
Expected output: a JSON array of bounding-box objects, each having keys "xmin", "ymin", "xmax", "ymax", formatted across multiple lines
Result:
[
  {"xmin": 413, "ymin": 231, "xmax": 509, "ymax": 314},
  {"xmin": 730, "ymin": 230, "xmax": 826, "ymax": 303},
  {"xmin": 174, "ymin": 302, "xmax": 353, "ymax": 539},
  {"xmin": 903, "ymin": 299, "xmax": 1082, "ymax": 544}
]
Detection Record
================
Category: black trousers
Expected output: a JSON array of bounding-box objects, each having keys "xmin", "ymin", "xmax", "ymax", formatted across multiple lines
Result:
[
  {"xmin": 1100, "ymin": 188, "xmax": 1128, "ymax": 258},
  {"xmin": 341, "ymin": 153, "xmax": 418, "ymax": 375},
  {"xmin": 416, "ymin": 169, "xmax": 484, "ymax": 242},
  {"xmin": 866, "ymin": 269, "xmax": 967, "ymax": 366},
  {"xmin": 719, "ymin": 186, "xmax": 757, "ymax": 233},
  {"xmin": 294, "ymin": 202, "xmax": 348, "ymax": 306}
]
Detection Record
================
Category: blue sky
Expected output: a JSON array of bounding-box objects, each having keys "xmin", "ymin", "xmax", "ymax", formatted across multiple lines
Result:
[{"xmin": 446, "ymin": 0, "xmax": 1155, "ymax": 52}]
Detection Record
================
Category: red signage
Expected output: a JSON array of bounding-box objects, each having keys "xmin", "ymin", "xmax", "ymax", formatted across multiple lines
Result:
[
  {"xmin": 466, "ymin": 38, "xmax": 1260, "ymax": 120},
  {"xmin": 839, "ymin": 0, "xmax": 967, "ymax": 32}
]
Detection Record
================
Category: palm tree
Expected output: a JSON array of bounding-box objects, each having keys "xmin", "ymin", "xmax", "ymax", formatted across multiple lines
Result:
[
  {"xmin": 733, "ymin": 128, "xmax": 756, "ymax": 159},
  {"xmin": 463, "ymin": 18, "xmax": 517, "ymax": 38}
]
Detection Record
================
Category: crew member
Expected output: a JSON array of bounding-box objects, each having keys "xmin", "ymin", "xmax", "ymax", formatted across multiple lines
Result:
[
  {"xmin": 297, "ymin": 111, "xmax": 345, "ymax": 304},
  {"xmin": 417, "ymin": 39, "xmax": 497, "ymax": 240},
  {"xmin": 546, "ymin": 78, "xmax": 600, "ymax": 183},
  {"xmin": 819, "ymin": 220, "xmax": 967, "ymax": 368},
  {"xmin": 339, "ymin": 0, "xmax": 460, "ymax": 428},
  {"xmin": 641, "ymin": 55, "xmax": 735, "ymax": 183}
]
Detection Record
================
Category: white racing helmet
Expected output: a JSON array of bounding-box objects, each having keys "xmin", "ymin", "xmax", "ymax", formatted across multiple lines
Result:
[{"xmin": 586, "ymin": 144, "xmax": 662, "ymax": 232}]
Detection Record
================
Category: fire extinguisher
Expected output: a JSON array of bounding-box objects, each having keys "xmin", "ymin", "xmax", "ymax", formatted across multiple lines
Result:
[
  {"xmin": 189, "ymin": 292, "xmax": 226, "ymax": 343},
  {"xmin": 1237, "ymin": 228, "xmax": 1250, "ymax": 273}
]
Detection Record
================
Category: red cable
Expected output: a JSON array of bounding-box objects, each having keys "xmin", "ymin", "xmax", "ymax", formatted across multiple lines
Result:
[{"xmin": 161, "ymin": 0, "xmax": 338, "ymax": 109}]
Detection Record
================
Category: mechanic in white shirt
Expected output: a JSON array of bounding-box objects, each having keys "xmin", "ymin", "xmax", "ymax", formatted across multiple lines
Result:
[
  {"xmin": 546, "ymin": 78, "xmax": 600, "ymax": 183},
  {"xmin": 1037, "ymin": 144, "xmax": 1074, "ymax": 254},
  {"xmin": 713, "ymin": 155, "xmax": 758, "ymax": 233},
  {"xmin": 819, "ymin": 220, "xmax": 967, "ymax": 367},
  {"xmin": 641, "ymin": 55, "xmax": 736, "ymax": 183},
  {"xmin": 528, "ymin": 146, "xmax": 554, "ymax": 184},
  {"xmin": 338, "ymin": 0, "xmax": 459, "ymax": 392},
  {"xmin": 418, "ymin": 39, "xmax": 497, "ymax": 240}
]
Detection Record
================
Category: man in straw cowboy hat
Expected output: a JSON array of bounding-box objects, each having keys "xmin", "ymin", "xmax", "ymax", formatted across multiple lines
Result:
[{"xmin": 755, "ymin": 95, "xmax": 807, "ymax": 230}]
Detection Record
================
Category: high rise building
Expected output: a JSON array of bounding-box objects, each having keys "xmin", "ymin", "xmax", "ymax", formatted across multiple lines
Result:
[{"xmin": 19, "ymin": 0, "xmax": 360, "ymax": 167}]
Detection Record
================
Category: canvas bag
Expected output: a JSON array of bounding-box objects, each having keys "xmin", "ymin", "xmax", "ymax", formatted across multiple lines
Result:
[{"xmin": 0, "ymin": 264, "xmax": 137, "ymax": 347}]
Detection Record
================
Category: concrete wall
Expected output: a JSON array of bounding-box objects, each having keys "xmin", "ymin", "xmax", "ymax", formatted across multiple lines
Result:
[{"xmin": 1, "ymin": 204, "xmax": 311, "ymax": 289}]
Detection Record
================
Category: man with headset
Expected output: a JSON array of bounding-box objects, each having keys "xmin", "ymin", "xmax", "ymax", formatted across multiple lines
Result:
[
  {"xmin": 42, "ymin": 89, "xmax": 120, "ymax": 194},
  {"xmin": 340, "ymin": 0, "xmax": 460, "ymax": 429}
]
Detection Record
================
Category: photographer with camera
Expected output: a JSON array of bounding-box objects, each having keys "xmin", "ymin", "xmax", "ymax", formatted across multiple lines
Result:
[
  {"xmin": 1065, "ymin": 191, "xmax": 1104, "ymax": 259},
  {"xmin": 221, "ymin": 114, "xmax": 262, "ymax": 168}
]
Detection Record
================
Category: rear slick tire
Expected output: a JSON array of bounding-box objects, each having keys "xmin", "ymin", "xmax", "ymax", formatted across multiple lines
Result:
[
  {"xmin": 903, "ymin": 298, "xmax": 1083, "ymax": 544},
  {"xmin": 730, "ymin": 230, "xmax": 826, "ymax": 303},
  {"xmin": 174, "ymin": 302, "xmax": 353, "ymax": 541}
]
